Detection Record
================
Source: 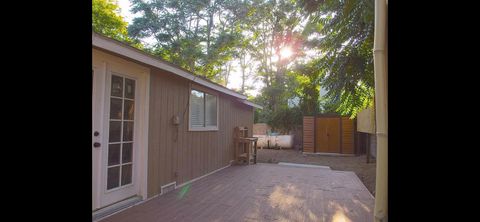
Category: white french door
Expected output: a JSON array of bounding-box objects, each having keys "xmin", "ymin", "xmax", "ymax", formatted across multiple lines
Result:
[
  {"xmin": 92, "ymin": 58, "xmax": 148, "ymax": 211},
  {"xmin": 101, "ymin": 72, "xmax": 139, "ymax": 205}
]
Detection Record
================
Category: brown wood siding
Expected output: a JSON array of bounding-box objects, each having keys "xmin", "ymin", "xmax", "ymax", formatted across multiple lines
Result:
[
  {"xmin": 147, "ymin": 68, "xmax": 253, "ymax": 198},
  {"xmin": 341, "ymin": 117, "xmax": 355, "ymax": 154},
  {"xmin": 302, "ymin": 117, "xmax": 315, "ymax": 153}
]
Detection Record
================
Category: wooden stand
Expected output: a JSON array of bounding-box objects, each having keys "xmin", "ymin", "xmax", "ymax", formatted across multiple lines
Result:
[{"xmin": 234, "ymin": 127, "xmax": 258, "ymax": 165}]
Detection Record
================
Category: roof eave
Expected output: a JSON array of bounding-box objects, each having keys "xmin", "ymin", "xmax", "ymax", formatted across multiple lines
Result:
[
  {"xmin": 92, "ymin": 32, "xmax": 247, "ymax": 100},
  {"xmin": 238, "ymin": 99, "xmax": 263, "ymax": 109}
]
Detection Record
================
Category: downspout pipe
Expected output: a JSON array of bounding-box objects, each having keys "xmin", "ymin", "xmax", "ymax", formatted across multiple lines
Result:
[{"xmin": 373, "ymin": 0, "xmax": 388, "ymax": 221}]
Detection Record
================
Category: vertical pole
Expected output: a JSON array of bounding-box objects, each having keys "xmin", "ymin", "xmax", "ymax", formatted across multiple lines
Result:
[
  {"xmin": 234, "ymin": 138, "xmax": 237, "ymax": 165},
  {"xmin": 313, "ymin": 116, "xmax": 317, "ymax": 153},
  {"xmin": 373, "ymin": 0, "xmax": 388, "ymax": 221},
  {"xmin": 367, "ymin": 133, "xmax": 371, "ymax": 164},
  {"xmin": 339, "ymin": 116, "xmax": 343, "ymax": 154},
  {"xmin": 313, "ymin": 91, "xmax": 318, "ymax": 153},
  {"xmin": 354, "ymin": 119, "xmax": 357, "ymax": 155},
  {"xmin": 254, "ymin": 140, "xmax": 257, "ymax": 164}
]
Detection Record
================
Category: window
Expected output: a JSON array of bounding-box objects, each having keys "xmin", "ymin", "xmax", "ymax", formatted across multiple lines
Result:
[{"xmin": 189, "ymin": 89, "xmax": 218, "ymax": 130}]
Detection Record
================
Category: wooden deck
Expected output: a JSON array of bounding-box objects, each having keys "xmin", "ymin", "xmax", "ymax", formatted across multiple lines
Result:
[{"xmin": 99, "ymin": 163, "xmax": 374, "ymax": 222}]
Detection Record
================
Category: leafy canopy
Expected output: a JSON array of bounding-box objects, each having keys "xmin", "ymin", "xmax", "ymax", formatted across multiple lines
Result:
[
  {"xmin": 99, "ymin": 0, "xmax": 376, "ymax": 131},
  {"xmin": 300, "ymin": 0, "xmax": 375, "ymax": 118},
  {"xmin": 92, "ymin": 0, "xmax": 143, "ymax": 48}
]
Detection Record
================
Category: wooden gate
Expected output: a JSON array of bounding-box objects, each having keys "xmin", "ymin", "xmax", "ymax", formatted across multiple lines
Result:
[{"xmin": 303, "ymin": 115, "xmax": 356, "ymax": 154}]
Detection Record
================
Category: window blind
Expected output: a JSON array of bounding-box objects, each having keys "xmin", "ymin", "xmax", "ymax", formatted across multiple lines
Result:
[
  {"xmin": 205, "ymin": 93, "xmax": 217, "ymax": 126},
  {"xmin": 190, "ymin": 90, "xmax": 204, "ymax": 127}
]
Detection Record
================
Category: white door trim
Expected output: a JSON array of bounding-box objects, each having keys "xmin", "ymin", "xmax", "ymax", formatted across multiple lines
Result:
[
  {"xmin": 92, "ymin": 49, "xmax": 150, "ymax": 210},
  {"xmin": 140, "ymin": 72, "xmax": 150, "ymax": 200},
  {"xmin": 92, "ymin": 62, "xmax": 107, "ymax": 210}
]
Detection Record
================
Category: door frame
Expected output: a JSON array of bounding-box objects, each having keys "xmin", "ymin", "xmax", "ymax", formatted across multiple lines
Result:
[{"xmin": 92, "ymin": 49, "xmax": 150, "ymax": 211}]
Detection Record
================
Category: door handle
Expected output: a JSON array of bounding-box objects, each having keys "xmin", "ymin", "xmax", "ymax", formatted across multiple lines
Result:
[{"xmin": 93, "ymin": 142, "xmax": 101, "ymax": 148}]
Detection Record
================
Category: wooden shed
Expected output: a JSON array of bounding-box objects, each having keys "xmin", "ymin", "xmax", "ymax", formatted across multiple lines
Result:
[{"xmin": 302, "ymin": 115, "xmax": 357, "ymax": 155}]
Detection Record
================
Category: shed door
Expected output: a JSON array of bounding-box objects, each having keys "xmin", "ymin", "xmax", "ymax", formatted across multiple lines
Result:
[
  {"xmin": 315, "ymin": 117, "xmax": 341, "ymax": 153},
  {"xmin": 315, "ymin": 118, "xmax": 329, "ymax": 152},
  {"xmin": 326, "ymin": 118, "xmax": 341, "ymax": 153}
]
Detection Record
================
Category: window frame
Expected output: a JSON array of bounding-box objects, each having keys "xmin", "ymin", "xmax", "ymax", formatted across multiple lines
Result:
[{"xmin": 188, "ymin": 85, "xmax": 219, "ymax": 131}]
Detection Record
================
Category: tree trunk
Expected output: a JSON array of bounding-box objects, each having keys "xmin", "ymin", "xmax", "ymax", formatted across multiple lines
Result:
[
  {"xmin": 240, "ymin": 53, "xmax": 247, "ymax": 94},
  {"xmin": 206, "ymin": 2, "xmax": 215, "ymax": 58},
  {"xmin": 224, "ymin": 62, "xmax": 231, "ymax": 87}
]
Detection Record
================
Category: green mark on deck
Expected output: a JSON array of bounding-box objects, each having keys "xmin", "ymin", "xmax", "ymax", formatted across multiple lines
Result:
[{"xmin": 178, "ymin": 183, "xmax": 191, "ymax": 199}]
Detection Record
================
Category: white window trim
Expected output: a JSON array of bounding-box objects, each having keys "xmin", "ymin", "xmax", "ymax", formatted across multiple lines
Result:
[{"xmin": 188, "ymin": 86, "xmax": 219, "ymax": 131}]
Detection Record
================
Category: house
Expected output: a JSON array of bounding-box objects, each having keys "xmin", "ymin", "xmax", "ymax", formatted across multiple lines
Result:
[{"xmin": 92, "ymin": 32, "xmax": 262, "ymax": 219}]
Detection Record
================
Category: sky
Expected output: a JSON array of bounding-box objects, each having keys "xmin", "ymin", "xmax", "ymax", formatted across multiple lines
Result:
[
  {"xmin": 116, "ymin": 0, "xmax": 262, "ymax": 96},
  {"xmin": 117, "ymin": 0, "xmax": 134, "ymax": 24}
]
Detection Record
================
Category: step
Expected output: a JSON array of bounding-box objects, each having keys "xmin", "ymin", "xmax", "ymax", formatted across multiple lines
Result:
[{"xmin": 277, "ymin": 162, "xmax": 331, "ymax": 170}]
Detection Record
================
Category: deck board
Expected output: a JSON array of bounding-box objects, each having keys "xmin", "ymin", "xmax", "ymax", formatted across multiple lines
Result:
[{"xmin": 99, "ymin": 163, "xmax": 374, "ymax": 222}]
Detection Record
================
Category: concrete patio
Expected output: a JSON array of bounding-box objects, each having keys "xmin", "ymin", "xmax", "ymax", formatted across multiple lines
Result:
[{"xmin": 99, "ymin": 163, "xmax": 374, "ymax": 222}]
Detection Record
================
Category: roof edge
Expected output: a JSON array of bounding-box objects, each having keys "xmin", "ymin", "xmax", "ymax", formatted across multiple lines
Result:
[
  {"xmin": 238, "ymin": 99, "xmax": 263, "ymax": 109},
  {"xmin": 92, "ymin": 32, "xmax": 247, "ymax": 100}
]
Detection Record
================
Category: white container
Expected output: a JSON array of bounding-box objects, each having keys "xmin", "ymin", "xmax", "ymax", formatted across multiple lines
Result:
[
  {"xmin": 275, "ymin": 135, "xmax": 294, "ymax": 148},
  {"xmin": 254, "ymin": 135, "xmax": 268, "ymax": 148},
  {"xmin": 254, "ymin": 135, "xmax": 294, "ymax": 149}
]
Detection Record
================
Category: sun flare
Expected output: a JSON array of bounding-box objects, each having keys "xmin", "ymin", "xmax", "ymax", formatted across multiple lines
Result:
[{"xmin": 280, "ymin": 46, "xmax": 293, "ymax": 58}]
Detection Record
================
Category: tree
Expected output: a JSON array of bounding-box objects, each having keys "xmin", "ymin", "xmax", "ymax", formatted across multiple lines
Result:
[
  {"xmin": 118, "ymin": 0, "xmax": 374, "ymax": 131},
  {"xmin": 128, "ymin": 0, "xmax": 245, "ymax": 80},
  {"xmin": 92, "ymin": 0, "xmax": 143, "ymax": 48},
  {"xmin": 247, "ymin": 0, "xmax": 305, "ymax": 113},
  {"xmin": 300, "ymin": 0, "xmax": 375, "ymax": 118},
  {"xmin": 289, "ymin": 59, "xmax": 323, "ymax": 116}
]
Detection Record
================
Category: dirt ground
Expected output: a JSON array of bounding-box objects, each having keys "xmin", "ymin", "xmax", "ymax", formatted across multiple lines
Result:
[{"xmin": 256, "ymin": 148, "xmax": 376, "ymax": 196}]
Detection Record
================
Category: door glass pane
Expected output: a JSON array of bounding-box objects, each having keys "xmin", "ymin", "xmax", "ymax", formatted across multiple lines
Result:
[
  {"xmin": 125, "ymin": 79, "xmax": 135, "ymax": 99},
  {"xmin": 123, "ymin": 100, "xmax": 134, "ymax": 120},
  {"xmin": 121, "ymin": 164, "xmax": 132, "ymax": 185},
  {"xmin": 111, "ymin": 75, "xmax": 123, "ymax": 97},
  {"xmin": 123, "ymin": 122, "xmax": 134, "ymax": 141},
  {"xmin": 110, "ymin": 98, "xmax": 123, "ymax": 120},
  {"xmin": 107, "ymin": 166, "xmax": 120, "ymax": 189},
  {"xmin": 108, "ymin": 144, "xmax": 121, "ymax": 166},
  {"xmin": 122, "ymin": 143, "xmax": 133, "ymax": 163},
  {"xmin": 109, "ymin": 121, "xmax": 121, "ymax": 142}
]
